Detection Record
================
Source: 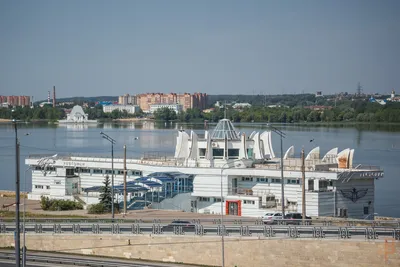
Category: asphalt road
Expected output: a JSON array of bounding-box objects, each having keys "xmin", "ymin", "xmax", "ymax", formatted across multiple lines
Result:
[{"xmin": 0, "ymin": 250, "xmax": 201, "ymax": 267}]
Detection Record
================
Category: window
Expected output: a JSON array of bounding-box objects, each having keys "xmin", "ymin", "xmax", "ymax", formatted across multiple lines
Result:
[
  {"xmin": 363, "ymin": 206, "xmax": 369, "ymax": 215},
  {"xmin": 246, "ymin": 148, "xmax": 253, "ymax": 158},
  {"xmin": 46, "ymin": 186, "xmax": 50, "ymax": 189},
  {"xmin": 77, "ymin": 168, "xmax": 90, "ymax": 173},
  {"xmin": 272, "ymin": 178, "xmax": 281, "ymax": 183},
  {"xmin": 228, "ymin": 149, "xmax": 239, "ymax": 159},
  {"xmin": 130, "ymin": 170, "xmax": 142, "ymax": 176},
  {"xmin": 214, "ymin": 198, "xmax": 222, "ymax": 202},
  {"xmin": 199, "ymin": 197, "xmax": 210, "ymax": 202},
  {"xmin": 66, "ymin": 169, "xmax": 75, "ymax": 177},
  {"xmin": 199, "ymin": 148, "xmax": 206, "ymax": 158},
  {"xmin": 243, "ymin": 200, "xmax": 255, "ymax": 205},
  {"xmin": 212, "ymin": 148, "xmax": 224, "ymax": 158},
  {"xmin": 308, "ymin": 180, "xmax": 314, "ymax": 191},
  {"xmin": 54, "ymin": 180, "xmax": 61, "ymax": 185},
  {"xmin": 35, "ymin": 185, "xmax": 43, "ymax": 189},
  {"xmin": 105, "ymin": 170, "xmax": 113, "ymax": 174},
  {"xmin": 93, "ymin": 169, "xmax": 102, "ymax": 174}
]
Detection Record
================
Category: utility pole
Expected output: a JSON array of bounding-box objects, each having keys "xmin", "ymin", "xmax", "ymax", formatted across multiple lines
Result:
[
  {"xmin": 301, "ymin": 148, "xmax": 306, "ymax": 221},
  {"xmin": 123, "ymin": 145, "xmax": 127, "ymax": 215},
  {"xmin": 267, "ymin": 124, "xmax": 286, "ymax": 216}
]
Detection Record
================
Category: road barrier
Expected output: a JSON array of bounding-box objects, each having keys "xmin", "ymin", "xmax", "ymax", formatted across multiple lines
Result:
[{"xmin": 1, "ymin": 222, "xmax": 400, "ymax": 241}]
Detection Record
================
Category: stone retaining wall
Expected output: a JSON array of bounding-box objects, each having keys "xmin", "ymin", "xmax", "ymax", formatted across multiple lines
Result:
[{"xmin": 0, "ymin": 234, "xmax": 399, "ymax": 267}]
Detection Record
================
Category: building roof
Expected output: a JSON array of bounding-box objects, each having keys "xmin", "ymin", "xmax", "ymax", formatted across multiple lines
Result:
[{"xmin": 211, "ymin": 119, "xmax": 240, "ymax": 140}]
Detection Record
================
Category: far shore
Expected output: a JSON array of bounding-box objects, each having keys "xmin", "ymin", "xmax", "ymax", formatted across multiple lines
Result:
[
  {"xmin": 0, "ymin": 119, "xmax": 11, "ymax": 123},
  {"xmin": 113, "ymin": 118, "xmax": 154, "ymax": 122}
]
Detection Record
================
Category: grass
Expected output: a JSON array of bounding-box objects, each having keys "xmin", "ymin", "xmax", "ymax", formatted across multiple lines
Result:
[{"xmin": 0, "ymin": 210, "xmax": 89, "ymax": 219}]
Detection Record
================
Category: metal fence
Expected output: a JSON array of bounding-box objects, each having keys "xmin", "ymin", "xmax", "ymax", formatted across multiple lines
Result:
[{"xmin": 1, "ymin": 222, "xmax": 399, "ymax": 241}]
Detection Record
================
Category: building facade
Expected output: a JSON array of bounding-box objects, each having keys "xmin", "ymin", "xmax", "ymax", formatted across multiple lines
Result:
[
  {"xmin": 149, "ymin": 104, "xmax": 183, "ymax": 114},
  {"xmin": 118, "ymin": 94, "xmax": 137, "ymax": 105},
  {"xmin": 136, "ymin": 92, "xmax": 207, "ymax": 112},
  {"xmin": 103, "ymin": 104, "xmax": 140, "ymax": 114},
  {"xmin": 0, "ymin": 95, "xmax": 31, "ymax": 107}
]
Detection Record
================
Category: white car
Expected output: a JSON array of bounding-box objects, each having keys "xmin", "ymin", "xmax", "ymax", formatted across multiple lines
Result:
[{"xmin": 262, "ymin": 212, "xmax": 283, "ymax": 224}]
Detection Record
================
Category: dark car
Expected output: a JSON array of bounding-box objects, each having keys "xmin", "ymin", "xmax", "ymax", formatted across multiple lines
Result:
[
  {"xmin": 162, "ymin": 220, "xmax": 196, "ymax": 232},
  {"xmin": 284, "ymin": 213, "xmax": 312, "ymax": 225}
]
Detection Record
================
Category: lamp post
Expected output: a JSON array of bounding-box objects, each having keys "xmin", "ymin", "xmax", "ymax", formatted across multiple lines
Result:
[
  {"xmin": 220, "ymin": 160, "xmax": 243, "ymax": 267},
  {"xmin": 267, "ymin": 124, "xmax": 286, "ymax": 216},
  {"xmin": 12, "ymin": 111, "xmax": 21, "ymax": 267},
  {"xmin": 100, "ymin": 132, "xmax": 116, "ymax": 219},
  {"xmin": 22, "ymin": 155, "xmax": 56, "ymax": 267}
]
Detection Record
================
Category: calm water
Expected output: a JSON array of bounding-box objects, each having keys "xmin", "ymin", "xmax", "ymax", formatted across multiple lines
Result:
[{"xmin": 0, "ymin": 121, "xmax": 399, "ymax": 217}]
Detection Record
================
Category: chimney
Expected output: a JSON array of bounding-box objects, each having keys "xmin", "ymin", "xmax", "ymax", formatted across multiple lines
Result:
[
  {"xmin": 53, "ymin": 86, "xmax": 56, "ymax": 107},
  {"xmin": 47, "ymin": 91, "xmax": 50, "ymax": 103}
]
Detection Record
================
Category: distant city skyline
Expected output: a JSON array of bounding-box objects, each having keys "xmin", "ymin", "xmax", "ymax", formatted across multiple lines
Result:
[{"xmin": 1, "ymin": 0, "xmax": 399, "ymax": 100}]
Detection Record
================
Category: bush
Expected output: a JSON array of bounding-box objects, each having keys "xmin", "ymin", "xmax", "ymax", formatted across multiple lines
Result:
[
  {"xmin": 88, "ymin": 203, "xmax": 107, "ymax": 214},
  {"xmin": 40, "ymin": 196, "xmax": 83, "ymax": 211}
]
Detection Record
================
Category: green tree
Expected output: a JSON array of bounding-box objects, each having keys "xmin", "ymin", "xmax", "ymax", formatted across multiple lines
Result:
[{"xmin": 99, "ymin": 175, "xmax": 112, "ymax": 212}]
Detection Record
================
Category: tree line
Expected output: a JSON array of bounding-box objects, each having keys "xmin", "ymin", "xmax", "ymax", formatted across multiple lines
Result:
[{"xmin": 154, "ymin": 100, "xmax": 400, "ymax": 123}]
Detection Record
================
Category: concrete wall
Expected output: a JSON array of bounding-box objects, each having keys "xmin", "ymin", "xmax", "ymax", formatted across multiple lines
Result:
[{"xmin": 1, "ymin": 234, "xmax": 399, "ymax": 267}]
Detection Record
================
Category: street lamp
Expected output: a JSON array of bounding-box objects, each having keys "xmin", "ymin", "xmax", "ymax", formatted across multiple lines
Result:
[
  {"xmin": 100, "ymin": 132, "xmax": 116, "ymax": 219},
  {"xmin": 12, "ymin": 110, "xmax": 21, "ymax": 267},
  {"xmin": 267, "ymin": 124, "xmax": 286, "ymax": 216},
  {"xmin": 220, "ymin": 160, "xmax": 244, "ymax": 267},
  {"xmin": 23, "ymin": 154, "xmax": 56, "ymax": 267}
]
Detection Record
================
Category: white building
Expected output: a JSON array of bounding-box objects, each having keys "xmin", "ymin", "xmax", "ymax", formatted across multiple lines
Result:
[
  {"xmin": 26, "ymin": 119, "xmax": 384, "ymax": 219},
  {"xmin": 149, "ymin": 103, "xmax": 183, "ymax": 114},
  {"xmin": 103, "ymin": 104, "xmax": 140, "ymax": 114},
  {"xmin": 59, "ymin": 105, "xmax": 97, "ymax": 124},
  {"xmin": 232, "ymin": 103, "xmax": 251, "ymax": 109}
]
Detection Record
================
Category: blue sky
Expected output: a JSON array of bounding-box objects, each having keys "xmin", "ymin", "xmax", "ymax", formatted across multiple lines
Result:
[{"xmin": 0, "ymin": 0, "xmax": 399, "ymax": 100}]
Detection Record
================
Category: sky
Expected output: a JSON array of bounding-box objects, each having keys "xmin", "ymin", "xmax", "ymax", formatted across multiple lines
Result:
[{"xmin": 0, "ymin": 0, "xmax": 399, "ymax": 100}]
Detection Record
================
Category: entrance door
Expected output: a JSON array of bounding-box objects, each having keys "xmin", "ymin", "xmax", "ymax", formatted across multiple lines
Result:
[
  {"xmin": 229, "ymin": 202, "xmax": 238, "ymax": 215},
  {"xmin": 225, "ymin": 200, "xmax": 242, "ymax": 216}
]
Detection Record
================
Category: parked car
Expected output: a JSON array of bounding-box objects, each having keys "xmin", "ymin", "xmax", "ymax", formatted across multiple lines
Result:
[
  {"xmin": 162, "ymin": 220, "xmax": 196, "ymax": 232},
  {"xmin": 262, "ymin": 212, "xmax": 283, "ymax": 224},
  {"xmin": 284, "ymin": 213, "xmax": 312, "ymax": 225}
]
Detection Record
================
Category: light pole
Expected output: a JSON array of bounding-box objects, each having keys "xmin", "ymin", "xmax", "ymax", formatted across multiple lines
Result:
[
  {"xmin": 267, "ymin": 124, "xmax": 286, "ymax": 216},
  {"xmin": 100, "ymin": 132, "xmax": 116, "ymax": 219},
  {"xmin": 220, "ymin": 160, "xmax": 243, "ymax": 267},
  {"xmin": 22, "ymin": 155, "xmax": 56, "ymax": 267},
  {"xmin": 12, "ymin": 111, "xmax": 21, "ymax": 267}
]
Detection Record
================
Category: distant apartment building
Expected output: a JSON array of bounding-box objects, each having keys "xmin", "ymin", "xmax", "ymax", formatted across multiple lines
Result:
[
  {"xmin": 136, "ymin": 92, "xmax": 207, "ymax": 112},
  {"xmin": 118, "ymin": 94, "xmax": 137, "ymax": 105},
  {"xmin": 149, "ymin": 103, "xmax": 183, "ymax": 114},
  {"xmin": 103, "ymin": 104, "xmax": 140, "ymax": 114},
  {"xmin": 0, "ymin": 95, "xmax": 31, "ymax": 107}
]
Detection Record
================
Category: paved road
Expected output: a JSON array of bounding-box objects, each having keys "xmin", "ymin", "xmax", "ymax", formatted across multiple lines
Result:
[{"xmin": 0, "ymin": 250, "xmax": 201, "ymax": 267}]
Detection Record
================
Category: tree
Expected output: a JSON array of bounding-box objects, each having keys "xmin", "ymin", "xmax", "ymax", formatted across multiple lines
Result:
[{"xmin": 99, "ymin": 175, "xmax": 112, "ymax": 211}]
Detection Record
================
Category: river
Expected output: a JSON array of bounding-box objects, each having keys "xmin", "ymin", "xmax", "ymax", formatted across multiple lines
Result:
[{"xmin": 0, "ymin": 121, "xmax": 399, "ymax": 217}]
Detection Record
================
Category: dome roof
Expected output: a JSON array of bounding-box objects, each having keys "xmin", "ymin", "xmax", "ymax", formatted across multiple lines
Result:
[{"xmin": 211, "ymin": 119, "xmax": 240, "ymax": 140}]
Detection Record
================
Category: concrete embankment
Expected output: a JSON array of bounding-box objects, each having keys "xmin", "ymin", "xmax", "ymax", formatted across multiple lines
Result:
[{"xmin": 0, "ymin": 234, "xmax": 399, "ymax": 267}]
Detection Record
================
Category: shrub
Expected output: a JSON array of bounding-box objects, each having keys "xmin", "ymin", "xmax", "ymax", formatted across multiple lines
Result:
[
  {"xmin": 88, "ymin": 203, "xmax": 107, "ymax": 214},
  {"xmin": 40, "ymin": 196, "xmax": 83, "ymax": 211}
]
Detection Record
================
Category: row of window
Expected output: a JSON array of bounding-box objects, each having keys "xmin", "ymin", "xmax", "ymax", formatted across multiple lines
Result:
[
  {"xmin": 34, "ymin": 185, "xmax": 50, "ymax": 189},
  {"xmin": 73, "ymin": 168, "xmax": 142, "ymax": 176},
  {"xmin": 199, "ymin": 197, "xmax": 222, "ymax": 203},
  {"xmin": 199, "ymin": 148, "xmax": 244, "ymax": 159},
  {"xmin": 241, "ymin": 177, "xmax": 300, "ymax": 184}
]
